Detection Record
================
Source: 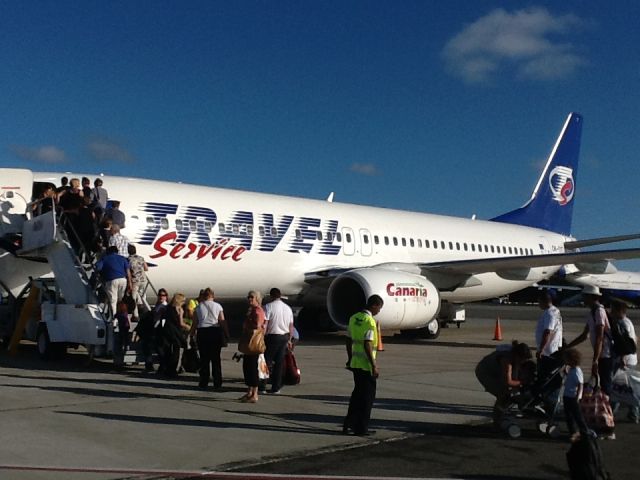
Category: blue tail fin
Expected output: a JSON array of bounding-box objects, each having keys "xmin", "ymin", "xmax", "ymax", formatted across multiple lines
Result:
[{"xmin": 491, "ymin": 113, "xmax": 582, "ymax": 236}]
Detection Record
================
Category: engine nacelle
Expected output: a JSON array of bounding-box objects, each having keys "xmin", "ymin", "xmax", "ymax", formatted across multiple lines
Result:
[{"xmin": 327, "ymin": 268, "xmax": 440, "ymax": 329}]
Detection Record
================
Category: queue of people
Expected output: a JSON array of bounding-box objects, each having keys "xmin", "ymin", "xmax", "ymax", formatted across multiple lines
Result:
[{"xmin": 34, "ymin": 175, "xmax": 128, "ymax": 264}]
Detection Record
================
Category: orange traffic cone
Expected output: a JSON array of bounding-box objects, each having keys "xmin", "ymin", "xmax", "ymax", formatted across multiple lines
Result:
[
  {"xmin": 493, "ymin": 316, "xmax": 503, "ymax": 341},
  {"xmin": 377, "ymin": 322, "xmax": 385, "ymax": 351}
]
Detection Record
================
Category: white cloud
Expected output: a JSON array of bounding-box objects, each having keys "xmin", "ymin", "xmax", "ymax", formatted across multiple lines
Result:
[
  {"xmin": 10, "ymin": 145, "xmax": 68, "ymax": 164},
  {"xmin": 442, "ymin": 7, "xmax": 587, "ymax": 83},
  {"xmin": 350, "ymin": 162, "xmax": 379, "ymax": 176},
  {"xmin": 86, "ymin": 136, "xmax": 135, "ymax": 163}
]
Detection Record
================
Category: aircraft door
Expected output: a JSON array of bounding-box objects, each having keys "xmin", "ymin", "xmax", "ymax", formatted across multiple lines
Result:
[
  {"xmin": 0, "ymin": 168, "xmax": 33, "ymax": 235},
  {"xmin": 359, "ymin": 228, "xmax": 372, "ymax": 256},
  {"xmin": 342, "ymin": 227, "xmax": 355, "ymax": 256}
]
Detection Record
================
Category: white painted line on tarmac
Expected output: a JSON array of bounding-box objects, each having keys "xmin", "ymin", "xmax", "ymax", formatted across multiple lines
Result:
[{"xmin": 0, "ymin": 464, "xmax": 455, "ymax": 480}]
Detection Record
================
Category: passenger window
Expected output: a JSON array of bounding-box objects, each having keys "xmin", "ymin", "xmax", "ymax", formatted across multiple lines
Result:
[
  {"xmin": 484, "ymin": 245, "xmax": 488, "ymax": 252},
  {"xmin": 233, "ymin": 224, "xmax": 239, "ymax": 234},
  {"xmin": 204, "ymin": 221, "xmax": 212, "ymax": 232},
  {"xmin": 160, "ymin": 218, "xmax": 169, "ymax": 230},
  {"xmin": 146, "ymin": 216, "xmax": 155, "ymax": 225},
  {"xmin": 271, "ymin": 227, "xmax": 278, "ymax": 236},
  {"xmin": 295, "ymin": 229, "xmax": 302, "ymax": 240},
  {"xmin": 336, "ymin": 232, "xmax": 342, "ymax": 242},
  {"xmin": 448, "ymin": 241, "xmax": 453, "ymax": 250},
  {"xmin": 441, "ymin": 241, "xmax": 445, "ymax": 249},
  {"xmin": 425, "ymin": 239, "xmax": 430, "ymax": 248},
  {"xmin": 463, "ymin": 243, "xmax": 468, "ymax": 251},
  {"xmin": 176, "ymin": 219, "xmax": 184, "ymax": 231},
  {"xmin": 417, "ymin": 239, "xmax": 422, "ymax": 248},
  {"xmin": 456, "ymin": 242, "xmax": 460, "ymax": 250},
  {"xmin": 384, "ymin": 236, "xmax": 389, "ymax": 246},
  {"xmin": 346, "ymin": 233, "xmax": 352, "ymax": 243},
  {"xmin": 363, "ymin": 235, "xmax": 369, "ymax": 244},
  {"xmin": 218, "ymin": 223, "xmax": 225, "ymax": 233},
  {"xmin": 374, "ymin": 235, "xmax": 379, "ymax": 245},
  {"xmin": 471, "ymin": 244, "xmax": 475, "ymax": 252},
  {"xmin": 410, "ymin": 239, "xmax": 415, "ymax": 247},
  {"xmin": 189, "ymin": 220, "xmax": 197, "ymax": 231},
  {"xmin": 433, "ymin": 241, "xmax": 437, "ymax": 249},
  {"xmin": 402, "ymin": 238, "xmax": 407, "ymax": 247},
  {"xmin": 259, "ymin": 226, "xmax": 265, "ymax": 236},
  {"xmin": 247, "ymin": 225, "xmax": 253, "ymax": 235},
  {"xmin": 317, "ymin": 231, "xmax": 323, "ymax": 241},
  {"xmin": 326, "ymin": 232, "xmax": 333, "ymax": 242},
  {"xmin": 490, "ymin": 245, "xmax": 495, "ymax": 253},
  {"xmin": 393, "ymin": 237, "xmax": 398, "ymax": 246}
]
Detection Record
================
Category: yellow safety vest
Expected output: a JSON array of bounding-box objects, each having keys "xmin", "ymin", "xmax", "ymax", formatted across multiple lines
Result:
[{"xmin": 348, "ymin": 311, "xmax": 378, "ymax": 372}]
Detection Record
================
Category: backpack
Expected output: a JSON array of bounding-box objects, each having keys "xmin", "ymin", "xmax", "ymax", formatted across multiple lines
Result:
[
  {"xmin": 566, "ymin": 435, "xmax": 611, "ymax": 480},
  {"xmin": 610, "ymin": 319, "xmax": 637, "ymax": 357}
]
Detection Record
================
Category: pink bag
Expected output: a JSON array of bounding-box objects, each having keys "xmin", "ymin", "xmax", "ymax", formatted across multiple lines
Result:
[{"xmin": 580, "ymin": 377, "xmax": 615, "ymax": 434}]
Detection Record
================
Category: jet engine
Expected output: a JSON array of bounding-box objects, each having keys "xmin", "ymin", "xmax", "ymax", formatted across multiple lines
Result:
[{"xmin": 327, "ymin": 268, "xmax": 440, "ymax": 330}]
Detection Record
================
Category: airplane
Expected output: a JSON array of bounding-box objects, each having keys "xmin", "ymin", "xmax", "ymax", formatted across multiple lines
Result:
[
  {"xmin": 561, "ymin": 266, "xmax": 640, "ymax": 305},
  {"xmin": 2, "ymin": 112, "xmax": 640, "ymax": 341}
]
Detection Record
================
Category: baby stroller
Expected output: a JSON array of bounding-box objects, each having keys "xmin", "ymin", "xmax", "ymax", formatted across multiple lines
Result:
[{"xmin": 499, "ymin": 360, "xmax": 565, "ymax": 439}]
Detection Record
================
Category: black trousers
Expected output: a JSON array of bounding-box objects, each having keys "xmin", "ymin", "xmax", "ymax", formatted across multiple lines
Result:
[
  {"xmin": 345, "ymin": 368, "xmax": 377, "ymax": 435},
  {"xmin": 243, "ymin": 354, "xmax": 259, "ymax": 387},
  {"xmin": 564, "ymin": 396, "xmax": 589, "ymax": 435},
  {"xmin": 598, "ymin": 357, "xmax": 614, "ymax": 396},
  {"xmin": 264, "ymin": 334, "xmax": 289, "ymax": 392},
  {"xmin": 197, "ymin": 327, "xmax": 224, "ymax": 388}
]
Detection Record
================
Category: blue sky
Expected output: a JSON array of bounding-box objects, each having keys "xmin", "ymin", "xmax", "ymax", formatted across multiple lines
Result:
[{"xmin": 1, "ymin": 1, "xmax": 639, "ymax": 268}]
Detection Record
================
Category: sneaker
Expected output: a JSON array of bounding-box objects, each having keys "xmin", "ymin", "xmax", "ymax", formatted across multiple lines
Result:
[
  {"xmin": 270, "ymin": 389, "xmax": 281, "ymax": 395},
  {"xmin": 600, "ymin": 433, "xmax": 616, "ymax": 440},
  {"xmin": 259, "ymin": 389, "xmax": 267, "ymax": 394}
]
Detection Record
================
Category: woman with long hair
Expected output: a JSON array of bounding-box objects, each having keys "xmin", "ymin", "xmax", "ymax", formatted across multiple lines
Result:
[{"xmin": 240, "ymin": 290, "xmax": 265, "ymax": 403}]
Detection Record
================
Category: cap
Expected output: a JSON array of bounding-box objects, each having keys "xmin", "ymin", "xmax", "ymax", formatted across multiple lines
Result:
[{"xmin": 582, "ymin": 285, "xmax": 602, "ymax": 296}]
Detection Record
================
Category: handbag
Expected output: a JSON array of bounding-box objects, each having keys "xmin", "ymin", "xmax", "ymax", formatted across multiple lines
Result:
[
  {"xmin": 238, "ymin": 328, "xmax": 266, "ymax": 355},
  {"xmin": 580, "ymin": 376, "xmax": 615, "ymax": 434}
]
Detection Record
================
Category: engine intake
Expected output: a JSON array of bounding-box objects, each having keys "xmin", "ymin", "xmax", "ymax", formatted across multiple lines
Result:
[{"xmin": 327, "ymin": 268, "xmax": 440, "ymax": 330}]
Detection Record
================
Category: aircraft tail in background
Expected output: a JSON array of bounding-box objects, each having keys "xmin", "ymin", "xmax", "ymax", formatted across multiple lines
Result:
[{"xmin": 491, "ymin": 113, "xmax": 582, "ymax": 236}]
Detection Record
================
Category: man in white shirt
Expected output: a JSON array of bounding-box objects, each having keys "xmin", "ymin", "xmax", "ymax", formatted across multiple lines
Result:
[
  {"xmin": 535, "ymin": 290, "xmax": 563, "ymax": 380},
  {"xmin": 262, "ymin": 287, "xmax": 295, "ymax": 394},
  {"xmin": 610, "ymin": 300, "xmax": 638, "ymax": 423}
]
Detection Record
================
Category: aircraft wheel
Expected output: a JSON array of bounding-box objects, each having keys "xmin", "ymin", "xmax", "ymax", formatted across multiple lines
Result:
[
  {"xmin": 507, "ymin": 424, "xmax": 521, "ymax": 439},
  {"xmin": 547, "ymin": 424, "xmax": 561, "ymax": 439},
  {"xmin": 425, "ymin": 318, "xmax": 440, "ymax": 339}
]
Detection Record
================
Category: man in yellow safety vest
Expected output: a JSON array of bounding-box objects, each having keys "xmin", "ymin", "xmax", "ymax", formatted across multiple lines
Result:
[{"xmin": 343, "ymin": 294, "xmax": 384, "ymax": 436}]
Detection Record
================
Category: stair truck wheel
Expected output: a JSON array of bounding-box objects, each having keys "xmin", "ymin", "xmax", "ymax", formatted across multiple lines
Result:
[{"xmin": 37, "ymin": 324, "xmax": 66, "ymax": 360}]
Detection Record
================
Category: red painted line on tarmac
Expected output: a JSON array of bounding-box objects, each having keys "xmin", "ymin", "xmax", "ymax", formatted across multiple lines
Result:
[{"xmin": 0, "ymin": 464, "xmax": 447, "ymax": 480}]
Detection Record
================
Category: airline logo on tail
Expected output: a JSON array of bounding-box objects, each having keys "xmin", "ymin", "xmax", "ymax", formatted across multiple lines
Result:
[{"xmin": 549, "ymin": 166, "xmax": 575, "ymax": 205}]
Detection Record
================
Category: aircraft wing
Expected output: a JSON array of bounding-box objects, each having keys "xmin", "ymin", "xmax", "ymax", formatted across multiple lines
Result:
[
  {"xmin": 420, "ymin": 248, "xmax": 640, "ymax": 276},
  {"xmin": 304, "ymin": 248, "xmax": 640, "ymax": 291},
  {"xmin": 564, "ymin": 233, "xmax": 640, "ymax": 249}
]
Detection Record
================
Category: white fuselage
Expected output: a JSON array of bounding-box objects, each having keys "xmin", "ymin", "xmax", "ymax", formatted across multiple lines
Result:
[{"xmin": 32, "ymin": 173, "xmax": 569, "ymax": 303}]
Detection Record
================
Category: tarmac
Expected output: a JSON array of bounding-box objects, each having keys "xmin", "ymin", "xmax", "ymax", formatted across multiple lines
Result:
[{"xmin": 0, "ymin": 304, "xmax": 638, "ymax": 479}]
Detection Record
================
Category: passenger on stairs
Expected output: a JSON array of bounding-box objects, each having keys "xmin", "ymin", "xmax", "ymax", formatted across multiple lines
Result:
[
  {"xmin": 96, "ymin": 245, "xmax": 132, "ymax": 318},
  {"xmin": 108, "ymin": 224, "xmax": 130, "ymax": 257}
]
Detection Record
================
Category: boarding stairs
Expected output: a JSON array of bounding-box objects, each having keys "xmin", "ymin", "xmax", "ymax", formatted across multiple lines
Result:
[{"xmin": 11, "ymin": 207, "xmax": 145, "ymax": 363}]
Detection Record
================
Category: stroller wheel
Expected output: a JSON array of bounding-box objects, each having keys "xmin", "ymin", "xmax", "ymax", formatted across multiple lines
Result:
[
  {"xmin": 537, "ymin": 421, "xmax": 548, "ymax": 434},
  {"xmin": 546, "ymin": 424, "xmax": 561, "ymax": 439},
  {"xmin": 507, "ymin": 424, "xmax": 521, "ymax": 439}
]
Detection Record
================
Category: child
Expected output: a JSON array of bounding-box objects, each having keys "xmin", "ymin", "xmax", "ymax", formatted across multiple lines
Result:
[{"xmin": 562, "ymin": 348, "xmax": 589, "ymax": 442}]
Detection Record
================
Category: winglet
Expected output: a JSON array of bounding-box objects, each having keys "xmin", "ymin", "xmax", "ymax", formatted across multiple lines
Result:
[{"xmin": 491, "ymin": 113, "xmax": 582, "ymax": 236}]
